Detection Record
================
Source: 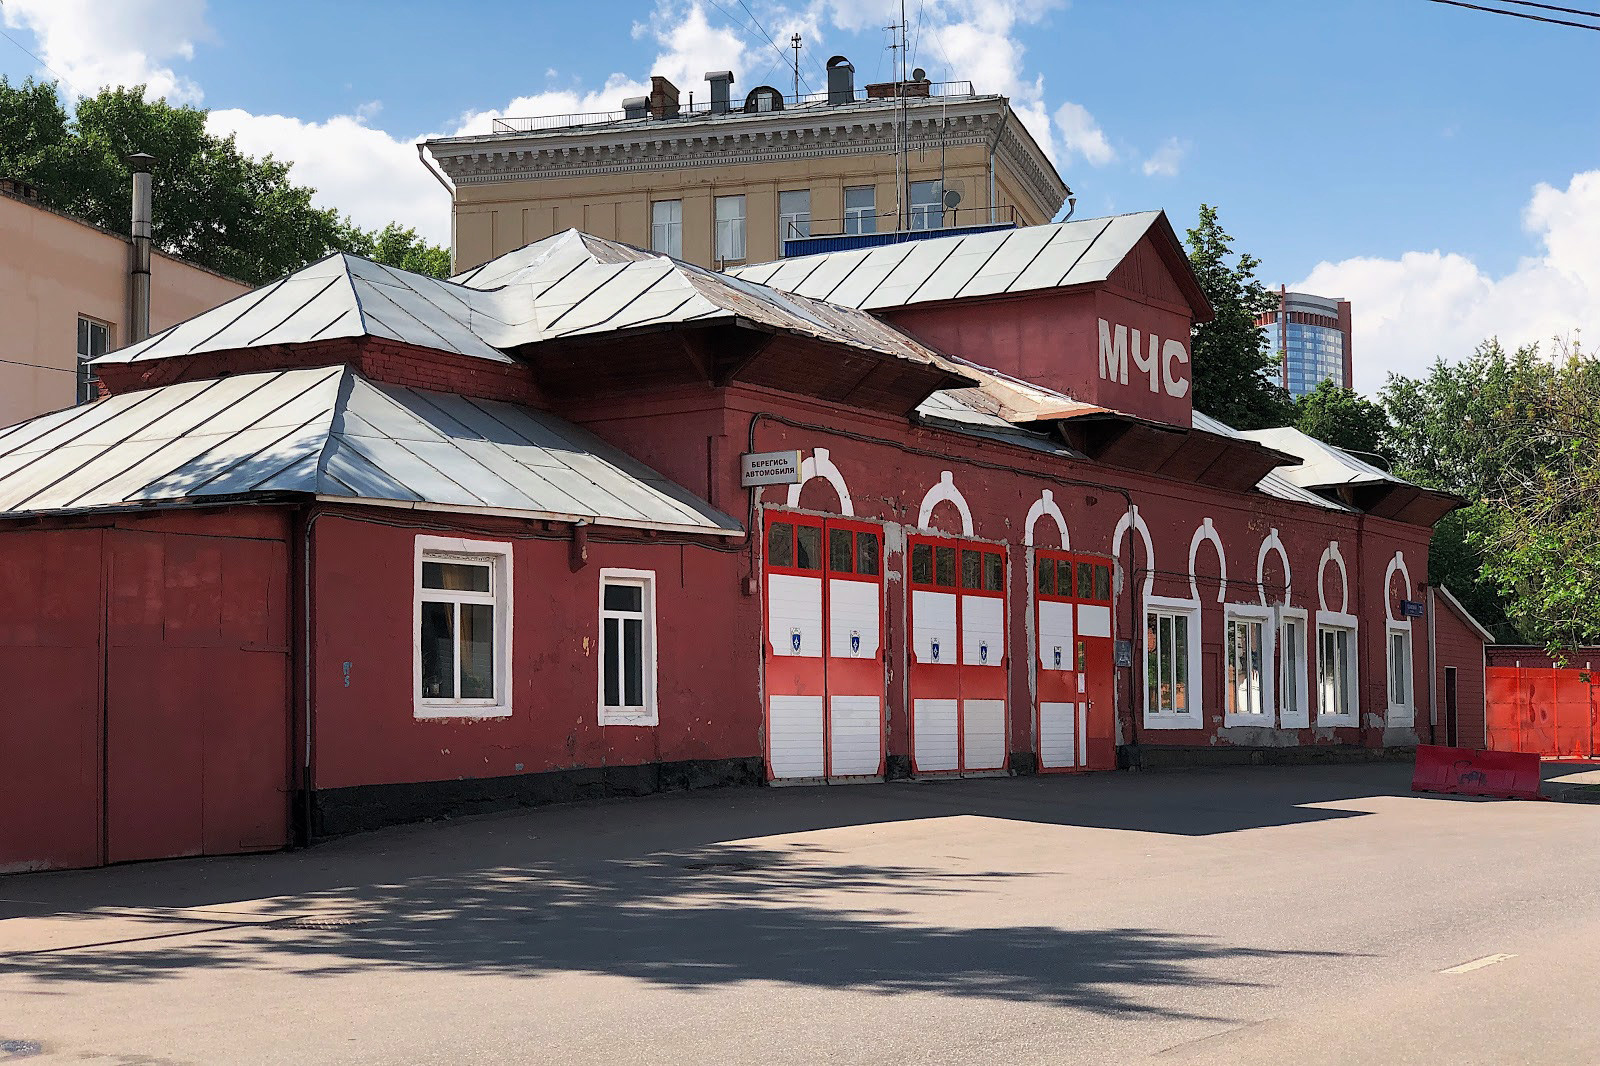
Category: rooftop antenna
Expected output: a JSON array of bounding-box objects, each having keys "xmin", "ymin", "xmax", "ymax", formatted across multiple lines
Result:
[{"xmin": 791, "ymin": 32, "xmax": 801, "ymax": 102}]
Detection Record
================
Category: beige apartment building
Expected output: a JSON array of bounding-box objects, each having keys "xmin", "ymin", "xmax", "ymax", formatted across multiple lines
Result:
[
  {"xmin": 1, "ymin": 179, "xmax": 250, "ymax": 427},
  {"xmin": 424, "ymin": 58, "xmax": 1070, "ymax": 273}
]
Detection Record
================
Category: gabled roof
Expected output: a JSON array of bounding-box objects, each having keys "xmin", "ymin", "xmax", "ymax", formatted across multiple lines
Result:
[
  {"xmin": 1236, "ymin": 427, "xmax": 1403, "ymax": 490},
  {"xmin": 98, "ymin": 233, "xmax": 961, "ymax": 381},
  {"xmin": 727, "ymin": 211, "xmax": 1211, "ymax": 319},
  {"xmin": 1433, "ymin": 585, "xmax": 1496, "ymax": 644},
  {"xmin": 0, "ymin": 366, "xmax": 739, "ymax": 535}
]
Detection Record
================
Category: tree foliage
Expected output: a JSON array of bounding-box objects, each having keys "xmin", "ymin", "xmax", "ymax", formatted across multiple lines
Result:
[
  {"xmin": 1293, "ymin": 380, "xmax": 1388, "ymax": 458},
  {"xmin": 0, "ymin": 78, "xmax": 449, "ymax": 283},
  {"xmin": 1184, "ymin": 204, "xmax": 1295, "ymax": 430}
]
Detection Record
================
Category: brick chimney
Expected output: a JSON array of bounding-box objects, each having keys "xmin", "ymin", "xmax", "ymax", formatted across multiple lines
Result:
[{"xmin": 648, "ymin": 76, "xmax": 681, "ymax": 119}]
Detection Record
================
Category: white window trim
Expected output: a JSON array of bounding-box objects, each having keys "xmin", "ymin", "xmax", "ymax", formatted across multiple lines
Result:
[
  {"xmin": 714, "ymin": 194, "xmax": 746, "ymax": 263},
  {"xmin": 1143, "ymin": 594, "xmax": 1202, "ymax": 730},
  {"xmin": 1277, "ymin": 606, "xmax": 1311, "ymax": 729},
  {"xmin": 414, "ymin": 535, "xmax": 514, "ymax": 720},
  {"xmin": 598, "ymin": 567, "xmax": 659, "ymax": 727},
  {"xmin": 651, "ymin": 199, "xmax": 682, "ymax": 259},
  {"xmin": 1315, "ymin": 610, "xmax": 1359, "ymax": 727},
  {"xmin": 1386, "ymin": 619, "xmax": 1415, "ymax": 726},
  {"xmin": 1223, "ymin": 603, "xmax": 1276, "ymax": 727},
  {"xmin": 778, "ymin": 188, "xmax": 811, "ymax": 242}
]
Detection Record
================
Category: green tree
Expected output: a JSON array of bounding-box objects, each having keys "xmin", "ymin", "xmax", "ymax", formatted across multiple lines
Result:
[
  {"xmin": 1293, "ymin": 379, "xmax": 1389, "ymax": 458},
  {"xmin": 0, "ymin": 78, "xmax": 449, "ymax": 284},
  {"xmin": 1184, "ymin": 204, "xmax": 1295, "ymax": 429},
  {"xmin": 342, "ymin": 222, "xmax": 452, "ymax": 280}
]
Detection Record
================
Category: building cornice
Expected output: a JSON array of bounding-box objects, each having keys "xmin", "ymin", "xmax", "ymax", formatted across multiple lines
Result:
[{"xmin": 427, "ymin": 97, "xmax": 1069, "ymax": 217}]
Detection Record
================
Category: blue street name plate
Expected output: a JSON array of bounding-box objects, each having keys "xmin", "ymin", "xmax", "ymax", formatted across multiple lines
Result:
[{"xmin": 1400, "ymin": 599, "xmax": 1425, "ymax": 618}]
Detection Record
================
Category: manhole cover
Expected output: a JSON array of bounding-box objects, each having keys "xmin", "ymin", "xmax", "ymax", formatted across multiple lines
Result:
[
  {"xmin": 273, "ymin": 916, "xmax": 368, "ymax": 930},
  {"xmin": 683, "ymin": 859, "xmax": 761, "ymax": 873},
  {"xmin": 0, "ymin": 1039, "xmax": 43, "ymax": 1058}
]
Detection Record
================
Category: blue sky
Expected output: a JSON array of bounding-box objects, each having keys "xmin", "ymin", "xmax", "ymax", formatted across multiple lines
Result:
[{"xmin": 3, "ymin": 0, "xmax": 1597, "ymax": 391}]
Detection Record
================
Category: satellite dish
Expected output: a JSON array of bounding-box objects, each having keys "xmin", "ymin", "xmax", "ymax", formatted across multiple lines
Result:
[
  {"xmin": 912, "ymin": 67, "xmax": 927, "ymax": 82},
  {"xmin": 942, "ymin": 188, "xmax": 962, "ymax": 209}
]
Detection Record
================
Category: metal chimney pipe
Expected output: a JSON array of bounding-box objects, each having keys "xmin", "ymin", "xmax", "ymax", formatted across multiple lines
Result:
[{"xmin": 128, "ymin": 152, "xmax": 155, "ymax": 344}]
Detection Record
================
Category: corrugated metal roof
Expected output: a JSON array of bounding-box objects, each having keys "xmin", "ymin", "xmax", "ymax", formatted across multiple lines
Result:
[
  {"xmin": 1235, "ymin": 426, "xmax": 1403, "ymax": 490},
  {"xmin": 727, "ymin": 212, "xmax": 1167, "ymax": 311},
  {"xmin": 1192, "ymin": 413, "xmax": 1353, "ymax": 511},
  {"xmin": 101, "ymin": 232, "xmax": 963, "ymax": 377},
  {"xmin": 0, "ymin": 366, "xmax": 741, "ymax": 534}
]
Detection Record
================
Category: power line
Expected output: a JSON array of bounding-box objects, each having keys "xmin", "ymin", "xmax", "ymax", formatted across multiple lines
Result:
[
  {"xmin": 735, "ymin": 0, "xmax": 814, "ymax": 94},
  {"xmin": 0, "ymin": 1, "xmax": 68, "ymax": 82},
  {"xmin": 0, "ymin": 355, "xmax": 76, "ymax": 376},
  {"xmin": 1423, "ymin": 0, "xmax": 1600, "ymax": 30},
  {"xmin": 1496, "ymin": 0, "xmax": 1600, "ymax": 16}
]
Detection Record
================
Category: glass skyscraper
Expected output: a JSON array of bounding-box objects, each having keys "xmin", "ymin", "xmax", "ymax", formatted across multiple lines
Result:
[{"xmin": 1256, "ymin": 288, "xmax": 1353, "ymax": 397}]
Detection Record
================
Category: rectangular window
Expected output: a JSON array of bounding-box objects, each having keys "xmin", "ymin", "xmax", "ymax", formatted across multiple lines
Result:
[
  {"xmin": 416, "ymin": 537, "xmax": 512, "ymax": 719},
  {"xmin": 651, "ymin": 199, "xmax": 682, "ymax": 259},
  {"xmin": 1224, "ymin": 612, "xmax": 1270, "ymax": 722},
  {"xmin": 844, "ymin": 185, "xmax": 876, "ymax": 235},
  {"xmin": 600, "ymin": 570, "xmax": 657, "ymax": 726},
  {"xmin": 77, "ymin": 316, "xmax": 109, "ymax": 404},
  {"xmin": 1317, "ymin": 622, "xmax": 1357, "ymax": 724},
  {"xmin": 1280, "ymin": 613, "xmax": 1310, "ymax": 728},
  {"xmin": 778, "ymin": 188, "xmax": 811, "ymax": 242},
  {"xmin": 909, "ymin": 179, "xmax": 943, "ymax": 231},
  {"xmin": 715, "ymin": 194, "xmax": 746, "ymax": 262},
  {"xmin": 1387, "ymin": 625, "xmax": 1413, "ymax": 722},
  {"xmin": 1145, "ymin": 607, "xmax": 1194, "ymax": 718}
]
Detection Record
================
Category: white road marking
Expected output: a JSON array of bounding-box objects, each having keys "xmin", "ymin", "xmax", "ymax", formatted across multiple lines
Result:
[{"xmin": 1440, "ymin": 953, "xmax": 1517, "ymax": 974}]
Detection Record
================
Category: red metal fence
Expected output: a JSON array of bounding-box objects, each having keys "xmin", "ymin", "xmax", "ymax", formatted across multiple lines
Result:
[{"xmin": 1485, "ymin": 666, "xmax": 1599, "ymax": 759}]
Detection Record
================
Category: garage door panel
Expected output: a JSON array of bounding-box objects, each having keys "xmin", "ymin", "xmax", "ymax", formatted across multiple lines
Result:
[
  {"xmin": 962, "ymin": 699, "xmax": 1006, "ymax": 770},
  {"xmin": 1039, "ymin": 701, "xmax": 1077, "ymax": 770},
  {"xmin": 203, "ymin": 650, "xmax": 290, "ymax": 853},
  {"xmin": 0, "ymin": 646, "xmax": 102, "ymax": 871},
  {"xmin": 913, "ymin": 698, "xmax": 959, "ymax": 771},
  {"xmin": 961, "ymin": 596, "xmax": 1005, "ymax": 667},
  {"xmin": 768, "ymin": 573, "xmax": 823, "ymax": 658},
  {"xmin": 769, "ymin": 695, "xmax": 825, "ymax": 778},
  {"xmin": 829, "ymin": 695, "xmax": 881, "ymax": 777},
  {"xmin": 1038, "ymin": 600, "xmax": 1074, "ymax": 670},
  {"xmin": 828, "ymin": 578, "xmax": 880, "ymax": 660},
  {"xmin": 107, "ymin": 646, "xmax": 207, "ymax": 863},
  {"xmin": 911, "ymin": 590, "xmax": 957, "ymax": 665}
]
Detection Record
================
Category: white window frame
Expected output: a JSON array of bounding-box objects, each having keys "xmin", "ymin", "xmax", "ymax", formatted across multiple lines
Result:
[
  {"xmin": 598, "ymin": 568, "xmax": 659, "ymax": 727},
  {"xmin": 778, "ymin": 188, "xmax": 811, "ymax": 243},
  {"xmin": 651, "ymin": 199, "xmax": 682, "ymax": 259},
  {"xmin": 844, "ymin": 185, "xmax": 876, "ymax": 235},
  {"xmin": 1143, "ymin": 595, "xmax": 1202, "ymax": 729},
  {"xmin": 908, "ymin": 179, "xmax": 943, "ymax": 231},
  {"xmin": 1386, "ymin": 620, "xmax": 1414, "ymax": 726},
  {"xmin": 77, "ymin": 315, "xmax": 109, "ymax": 405},
  {"xmin": 414, "ymin": 536, "xmax": 513, "ymax": 720},
  {"xmin": 1223, "ymin": 603, "xmax": 1275, "ymax": 727},
  {"xmin": 1315, "ymin": 611, "xmax": 1359, "ymax": 727},
  {"xmin": 714, "ymin": 194, "xmax": 746, "ymax": 263},
  {"xmin": 1277, "ymin": 606, "xmax": 1311, "ymax": 729}
]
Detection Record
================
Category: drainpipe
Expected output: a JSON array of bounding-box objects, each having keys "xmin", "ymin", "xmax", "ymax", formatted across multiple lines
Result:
[
  {"xmin": 128, "ymin": 153, "xmax": 155, "ymax": 344},
  {"xmin": 987, "ymin": 102, "xmax": 1009, "ymax": 225},
  {"xmin": 1426, "ymin": 583, "xmax": 1438, "ymax": 745}
]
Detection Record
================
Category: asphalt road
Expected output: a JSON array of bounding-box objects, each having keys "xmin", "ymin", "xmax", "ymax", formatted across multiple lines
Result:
[{"xmin": 2, "ymin": 763, "xmax": 1598, "ymax": 1065}]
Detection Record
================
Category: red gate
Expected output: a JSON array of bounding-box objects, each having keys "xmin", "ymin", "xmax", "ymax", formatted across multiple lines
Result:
[
  {"xmin": 1034, "ymin": 550, "xmax": 1116, "ymax": 772},
  {"xmin": 1486, "ymin": 666, "xmax": 1598, "ymax": 759}
]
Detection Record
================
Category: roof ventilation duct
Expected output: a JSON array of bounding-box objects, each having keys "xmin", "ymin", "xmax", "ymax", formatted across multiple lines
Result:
[
  {"xmin": 826, "ymin": 56, "xmax": 854, "ymax": 105},
  {"xmin": 622, "ymin": 95, "xmax": 649, "ymax": 120},
  {"xmin": 705, "ymin": 70, "xmax": 734, "ymax": 114}
]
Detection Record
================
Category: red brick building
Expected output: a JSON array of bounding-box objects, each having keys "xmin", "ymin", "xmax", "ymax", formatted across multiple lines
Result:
[{"xmin": 0, "ymin": 213, "xmax": 1484, "ymax": 872}]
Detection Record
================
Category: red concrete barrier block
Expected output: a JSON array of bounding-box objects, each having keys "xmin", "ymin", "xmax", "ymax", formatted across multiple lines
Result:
[{"xmin": 1412, "ymin": 744, "xmax": 1542, "ymax": 800}]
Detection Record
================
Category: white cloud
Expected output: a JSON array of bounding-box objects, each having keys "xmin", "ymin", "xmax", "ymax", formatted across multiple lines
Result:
[
  {"xmin": 1141, "ymin": 136, "xmax": 1185, "ymax": 178},
  {"xmin": 0, "ymin": 0, "xmax": 210, "ymax": 103},
  {"xmin": 1295, "ymin": 170, "xmax": 1600, "ymax": 394},
  {"xmin": 1052, "ymin": 101, "xmax": 1115, "ymax": 167}
]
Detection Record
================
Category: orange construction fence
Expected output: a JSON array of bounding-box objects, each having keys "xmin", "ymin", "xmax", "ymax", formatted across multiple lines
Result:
[{"xmin": 1485, "ymin": 666, "xmax": 1599, "ymax": 759}]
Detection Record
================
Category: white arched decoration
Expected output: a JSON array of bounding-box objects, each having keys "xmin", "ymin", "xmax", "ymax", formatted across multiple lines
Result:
[
  {"xmin": 1187, "ymin": 518, "xmax": 1228, "ymax": 604},
  {"xmin": 1110, "ymin": 504, "xmax": 1156, "ymax": 601},
  {"xmin": 1318, "ymin": 541, "xmax": 1350, "ymax": 615},
  {"xmin": 917, "ymin": 470, "xmax": 974, "ymax": 535},
  {"xmin": 1024, "ymin": 489, "xmax": 1069, "ymax": 548},
  {"xmin": 1382, "ymin": 551, "xmax": 1413, "ymax": 622},
  {"xmin": 1256, "ymin": 528, "xmax": 1292, "ymax": 606},
  {"xmin": 784, "ymin": 447, "xmax": 854, "ymax": 515}
]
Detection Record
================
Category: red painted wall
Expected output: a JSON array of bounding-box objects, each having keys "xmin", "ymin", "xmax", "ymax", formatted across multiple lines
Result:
[
  {"xmin": 1486, "ymin": 646, "xmax": 1600, "ymax": 671},
  {"xmin": 1435, "ymin": 602, "xmax": 1488, "ymax": 749},
  {"xmin": 308, "ymin": 508, "xmax": 759, "ymax": 790}
]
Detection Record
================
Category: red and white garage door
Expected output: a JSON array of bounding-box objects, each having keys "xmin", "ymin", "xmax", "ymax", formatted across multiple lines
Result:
[
  {"xmin": 763, "ymin": 512, "xmax": 886, "ymax": 781},
  {"xmin": 1034, "ymin": 550, "xmax": 1117, "ymax": 772},
  {"xmin": 907, "ymin": 536, "xmax": 1008, "ymax": 774}
]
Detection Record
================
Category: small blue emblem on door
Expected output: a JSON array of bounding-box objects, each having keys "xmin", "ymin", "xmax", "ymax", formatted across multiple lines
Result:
[
  {"xmin": 790, "ymin": 627, "xmax": 802, "ymax": 652},
  {"xmin": 1053, "ymin": 645, "xmax": 1063, "ymax": 669},
  {"xmin": 980, "ymin": 640, "xmax": 989, "ymax": 664},
  {"xmin": 930, "ymin": 637, "xmax": 940, "ymax": 662},
  {"xmin": 850, "ymin": 629, "xmax": 861, "ymax": 655}
]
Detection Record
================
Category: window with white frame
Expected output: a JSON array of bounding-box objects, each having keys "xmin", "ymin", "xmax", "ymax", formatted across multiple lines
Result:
[
  {"xmin": 600, "ymin": 569, "xmax": 657, "ymax": 725},
  {"xmin": 77, "ymin": 315, "xmax": 109, "ymax": 404},
  {"xmin": 651, "ymin": 199, "xmax": 682, "ymax": 259},
  {"xmin": 1224, "ymin": 606, "xmax": 1274, "ymax": 724},
  {"xmin": 844, "ymin": 185, "xmax": 876, "ymax": 235},
  {"xmin": 415, "ymin": 537, "xmax": 512, "ymax": 718},
  {"xmin": 778, "ymin": 188, "xmax": 811, "ymax": 242},
  {"xmin": 1145, "ymin": 602, "xmax": 1199, "ymax": 725},
  {"xmin": 909, "ymin": 179, "xmax": 943, "ymax": 230},
  {"xmin": 1279, "ymin": 609, "xmax": 1311, "ymax": 728},
  {"xmin": 1387, "ymin": 623, "xmax": 1413, "ymax": 723},
  {"xmin": 714, "ymin": 194, "xmax": 746, "ymax": 262},
  {"xmin": 1316, "ymin": 618, "xmax": 1358, "ymax": 725}
]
